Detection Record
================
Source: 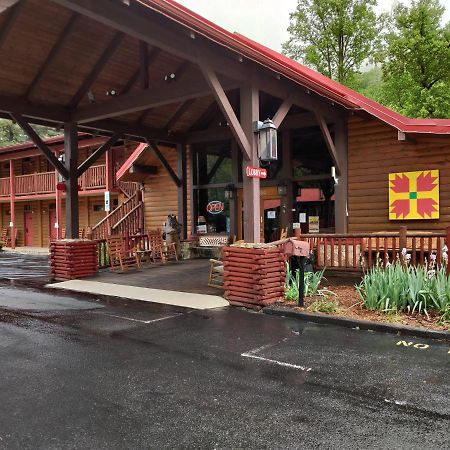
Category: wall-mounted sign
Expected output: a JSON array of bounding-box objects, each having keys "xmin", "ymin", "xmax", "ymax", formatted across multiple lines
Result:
[
  {"xmin": 309, "ymin": 216, "xmax": 319, "ymax": 233},
  {"xmin": 104, "ymin": 191, "xmax": 111, "ymax": 212},
  {"xmin": 246, "ymin": 166, "xmax": 267, "ymax": 179},
  {"xmin": 299, "ymin": 213, "xmax": 307, "ymax": 223},
  {"xmin": 389, "ymin": 170, "xmax": 439, "ymax": 220},
  {"xmin": 206, "ymin": 200, "xmax": 224, "ymax": 215},
  {"xmin": 267, "ymin": 210, "xmax": 276, "ymax": 219},
  {"xmin": 293, "ymin": 222, "xmax": 301, "ymax": 229}
]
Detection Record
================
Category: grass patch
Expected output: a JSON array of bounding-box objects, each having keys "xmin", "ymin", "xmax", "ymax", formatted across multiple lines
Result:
[{"xmin": 308, "ymin": 298, "xmax": 341, "ymax": 314}]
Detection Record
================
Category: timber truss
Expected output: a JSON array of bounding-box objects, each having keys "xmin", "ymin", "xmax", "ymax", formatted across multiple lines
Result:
[{"xmin": 0, "ymin": 0, "xmax": 350, "ymax": 239}]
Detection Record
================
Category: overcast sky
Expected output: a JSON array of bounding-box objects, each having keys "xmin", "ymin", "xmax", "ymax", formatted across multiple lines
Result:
[{"xmin": 177, "ymin": 0, "xmax": 450, "ymax": 51}]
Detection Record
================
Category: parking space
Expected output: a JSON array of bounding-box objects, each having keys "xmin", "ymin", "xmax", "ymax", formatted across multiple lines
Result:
[{"xmin": 0, "ymin": 286, "xmax": 449, "ymax": 449}]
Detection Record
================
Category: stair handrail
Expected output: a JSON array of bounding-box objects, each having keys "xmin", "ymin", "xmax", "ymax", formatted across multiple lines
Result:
[
  {"xmin": 91, "ymin": 192, "xmax": 138, "ymax": 232},
  {"xmin": 111, "ymin": 201, "xmax": 143, "ymax": 231}
]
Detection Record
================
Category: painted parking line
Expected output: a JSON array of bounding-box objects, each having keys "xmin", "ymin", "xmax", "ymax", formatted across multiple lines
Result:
[
  {"xmin": 94, "ymin": 312, "xmax": 183, "ymax": 324},
  {"xmin": 241, "ymin": 340, "xmax": 312, "ymax": 372},
  {"xmin": 395, "ymin": 339, "xmax": 450, "ymax": 355}
]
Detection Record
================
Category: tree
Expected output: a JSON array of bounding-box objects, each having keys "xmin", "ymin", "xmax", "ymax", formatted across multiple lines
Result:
[
  {"xmin": 381, "ymin": 0, "xmax": 450, "ymax": 118},
  {"xmin": 0, "ymin": 119, "xmax": 60, "ymax": 147},
  {"xmin": 282, "ymin": 0, "xmax": 383, "ymax": 84}
]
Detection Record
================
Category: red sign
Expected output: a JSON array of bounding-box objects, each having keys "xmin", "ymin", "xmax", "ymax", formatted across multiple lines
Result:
[
  {"xmin": 246, "ymin": 166, "xmax": 267, "ymax": 179},
  {"xmin": 206, "ymin": 200, "xmax": 224, "ymax": 215}
]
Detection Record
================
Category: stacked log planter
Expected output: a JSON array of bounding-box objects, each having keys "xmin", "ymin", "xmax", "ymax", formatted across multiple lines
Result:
[
  {"xmin": 223, "ymin": 244, "xmax": 286, "ymax": 309},
  {"xmin": 50, "ymin": 240, "xmax": 98, "ymax": 281}
]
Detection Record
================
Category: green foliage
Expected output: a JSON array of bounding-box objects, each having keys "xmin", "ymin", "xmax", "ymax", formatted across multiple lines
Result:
[
  {"xmin": 0, "ymin": 119, "xmax": 60, "ymax": 147},
  {"xmin": 356, "ymin": 262, "xmax": 450, "ymax": 316},
  {"xmin": 282, "ymin": 0, "xmax": 384, "ymax": 84},
  {"xmin": 348, "ymin": 66, "xmax": 384, "ymax": 100},
  {"xmin": 308, "ymin": 298, "xmax": 341, "ymax": 313},
  {"xmin": 285, "ymin": 264, "xmax": 334, "ymax": 301},
  {"xmin": 380, "ymin": 0, "xmax": 450, "ymax": 118}
]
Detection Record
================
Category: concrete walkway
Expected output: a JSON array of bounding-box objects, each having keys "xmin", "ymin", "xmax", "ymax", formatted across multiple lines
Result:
[
  {"xmin": 3, "ymin": 246, "xmax": 49, "ymax": 255},
  {"xmin": 47, "ymin": 280, "xmax": 229, "ymax": 310}
]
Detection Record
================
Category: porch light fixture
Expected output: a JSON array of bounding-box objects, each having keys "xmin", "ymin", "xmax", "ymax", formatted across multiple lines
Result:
[
  {"xmin": 165, "ymin": 72, "xmax": 176, "ymax": 82},
  {"xmin": 277, "ymin": 181, "xmax": 288, "ymax": 196},
  {"xmin": 254, "ymin": 118, "xmax": 278, "ymax": 162},
  {"xmin": 224, "ymin": 184, "xmax": 235, "ymax": 200},
  {"xmin": 331, "ymin": 166, "xmax": 339, "ymax": 185}
]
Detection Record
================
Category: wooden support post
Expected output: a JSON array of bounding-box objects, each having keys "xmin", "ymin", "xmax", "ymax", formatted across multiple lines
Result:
[
  {"xmin": 446, "ymin": 227, "xmax": 450, "ymax": 276},
  {"xmin": 334, "ymin": 118, "xmax": 348, "ymax": 233},
  {"xmin": 55, "ymin": 171, "xmax": 62, "ymax": 240},
  {"xmin": 177, "ymin": 143, "xmax": 188, "ymax": 240},
  {"xmin": 280, "ymin": 130, "xmax": 293, "ymax": 234},
  {"xmin": 230, "ymin": 140, "xmax": 239, "ymax": 238},
  {"xmin": 399, "ymin": 226, "xmax": 407, "ymax": 265},
  {"xmin": 188, "ymin": 145, "xmax": 196, "ymax": 236},
  {"xmin": 64, "ymin": 122, "xmax": 79, "ymax": 239},
  {"xmin": 240, "ymin": 84, "xmax": 260, "ymax": 243},
  {"xmin": 105, "ymin": 148, "xmax": 113, "ymax": 192},
  {"xmin": 9, "ymin": 160, "xmax": 15, "ymax": 248}
]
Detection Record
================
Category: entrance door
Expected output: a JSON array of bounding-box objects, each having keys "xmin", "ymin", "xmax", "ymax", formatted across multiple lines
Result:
[
  {"xmin": 24, "ymin": 211, "xmax": 33, "ymax": 246},
  {"xmin": 237, "ymin": 187, "xmax": 282, "ymax": 242},
  {"xmin": 49, "ymin": 209, "xmax": 57, "ymax": 241}
]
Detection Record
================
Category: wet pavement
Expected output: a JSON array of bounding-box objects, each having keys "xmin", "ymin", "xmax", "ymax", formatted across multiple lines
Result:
[
  {"xmin": 0, "ymin": 286, "xmax": 449, "ymax": 449},
  {"xmin": 0, "ymin": 251, "xmax": 49, "ymax": 281}
]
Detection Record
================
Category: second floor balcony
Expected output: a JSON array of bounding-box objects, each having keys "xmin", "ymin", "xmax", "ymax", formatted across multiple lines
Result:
[{"xmin": 0, "ymin": 164, "xmax": 107, "ymax": 198}]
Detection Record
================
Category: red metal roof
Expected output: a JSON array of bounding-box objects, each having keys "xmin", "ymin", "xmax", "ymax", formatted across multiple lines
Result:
[
  {"xmin": 138, "ymin": 0, "xmax": 450, "ymax": 135},
  {"xmin": 0, "ymin": 132, "xmax": 93, "ymax": 153}
]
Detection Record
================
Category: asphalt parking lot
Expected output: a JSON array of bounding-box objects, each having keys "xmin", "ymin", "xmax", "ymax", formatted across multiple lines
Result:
[{"xmin": 0, "ymin": 285, "xmax": 449, "ymax": 449}]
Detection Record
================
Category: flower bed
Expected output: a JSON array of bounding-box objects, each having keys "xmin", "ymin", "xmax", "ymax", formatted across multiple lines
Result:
[{"xmin": 279, "ymin": 262, "xmax": 450, "ymax": 332}]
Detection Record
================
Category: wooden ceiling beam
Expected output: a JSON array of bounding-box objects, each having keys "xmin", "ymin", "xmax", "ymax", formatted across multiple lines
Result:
[
  {"xmin": 198, "ymin": 60, "xmax": 251, "ymax": 160},
  {"xmin": 314, "ymin": 112, "xmax": 341, "ymax": 176},
  {"xmin": 0, "ymin": 1, "xmax": 23, "ymax": 47},
  {"xmin": 139, "ymin": 41, "xmax": 149, "ymax": 90},
  {"xmin": 72, "ymin": 73, "xmax": 237, "ymax": 124},
  {"xmin": 10, "ymin": 113, "xmax": 69, "ymax": 178},
  {"xmin": 80, "ymin": 118, "xmax": 182, "ymax": 144},
  {"xmin": 25, "ymin": 13, "xmax": 79, "ymax": 100},
  {"xmin": 122, "ymin": 48, "xmax": 160, "ymax": 95},
  {"xmin": 189, "ymin": 101, "xmax": 218, "ymax": 131},
  {"xmin": 77, "ymin": 132, "xmax": 122, "ymax": 176},
  {"xmin": 0, "ymin": 95, "xmax": 70, "ymax": 122},
  {"xmin": 272, "ymin": 93, "xmax": 294, "ymax": 128},
  {"xmin": 163, "ymin": 99, "xmax": 194, "ymax": 132},
  {"xmin": 147, "ymin": 141, "xmax": 181, "ymax": 187},
  {"xmin": 49, "ymin": 0, "xmax": 247, "ymax": 81},
  {"xmin": 69, "ymin": 31, "xmax": 125, "ymax": 108}
]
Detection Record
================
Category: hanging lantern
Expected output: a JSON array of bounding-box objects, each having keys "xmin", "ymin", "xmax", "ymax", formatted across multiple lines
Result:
[{"xmin": 254, "ymin": 118, "xmax": 278, "ymax": 161}]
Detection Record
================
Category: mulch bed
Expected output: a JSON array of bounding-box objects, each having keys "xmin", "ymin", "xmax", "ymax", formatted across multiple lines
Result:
[{"xmin": 278, "ymin": 278, "xmax": 450, "ymax": 332}]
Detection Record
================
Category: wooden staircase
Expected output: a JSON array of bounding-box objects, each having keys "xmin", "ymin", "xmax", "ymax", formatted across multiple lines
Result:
[{"xmin": 91, "ymin": 191, "xmax": 144, "ymax": 239}]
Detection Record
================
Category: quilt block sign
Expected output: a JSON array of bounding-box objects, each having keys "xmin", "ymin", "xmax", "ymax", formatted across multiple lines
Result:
[{"xmin": 389, "ymin": 170, "xmax": 439, "ymax": 220}]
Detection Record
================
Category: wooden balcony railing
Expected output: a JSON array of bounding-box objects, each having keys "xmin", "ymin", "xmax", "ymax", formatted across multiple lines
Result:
[
  {"xmin": 0, "ymin": 164, "xmax": 107, "ymax": 197},
  {"xmin": 298, "ymin": 228, "xmax": 449, "ymax": 272}
]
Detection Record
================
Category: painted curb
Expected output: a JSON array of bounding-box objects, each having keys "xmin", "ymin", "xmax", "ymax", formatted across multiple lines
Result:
[{"xmin": 263, "ymin": 306, "xmax": 450, "ymax": 342}]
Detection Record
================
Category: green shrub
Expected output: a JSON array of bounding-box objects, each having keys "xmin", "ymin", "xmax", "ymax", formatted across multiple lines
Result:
[
  {"xmin": 285, "ymin": 264, "xmax": 334, "ymax": 301},
  {"xmin": 356, "ymin": 261, "xmax": 450, "ymax": 316},
  {"xmin": 308, "ymin": 298, "xmax": 341, "ymax": 314}
]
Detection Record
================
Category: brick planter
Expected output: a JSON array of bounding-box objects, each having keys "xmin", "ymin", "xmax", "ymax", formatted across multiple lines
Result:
[
  {"xmin": 223, "ymin": 244, "xmax": 286, "ymax": 310},
  {"xmin": 50, "ymin": 240, "xmax": 98, "ymax": 281}
]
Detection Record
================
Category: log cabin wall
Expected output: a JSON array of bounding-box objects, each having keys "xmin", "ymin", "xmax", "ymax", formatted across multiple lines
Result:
[
  {"xmin": 348, "ymin": 116, "xmax": 450, "ymax": 232},
  {"xmin": 142, "ymin": 146, "xmax": 191, "ymax": 235}
]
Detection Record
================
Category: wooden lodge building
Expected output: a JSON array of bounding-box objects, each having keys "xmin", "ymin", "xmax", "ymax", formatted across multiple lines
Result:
[{"xmin": 0, "ymin": 0, "xmax": 449, "ymax": 249}]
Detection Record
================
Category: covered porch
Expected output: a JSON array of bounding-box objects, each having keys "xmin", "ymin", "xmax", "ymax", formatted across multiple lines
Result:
[{"xmin": 0, "ymin": 0, "xmax": 350, "ymax": 247}]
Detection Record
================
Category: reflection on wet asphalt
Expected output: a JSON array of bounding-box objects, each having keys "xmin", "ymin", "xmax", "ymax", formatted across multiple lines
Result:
[
  {"xmin": 0, "ymin": 286, "xmax": 449, "ymax": 449},
  {"xmin": 0, "ymin": 252, "xmax": 49, "ymax": 280}
]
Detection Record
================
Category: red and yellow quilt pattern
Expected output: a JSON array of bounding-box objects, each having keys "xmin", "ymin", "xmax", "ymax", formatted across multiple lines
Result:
[{"xmin": 388, "ymin": 170, "xmax": 439, "ymax": 220}]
